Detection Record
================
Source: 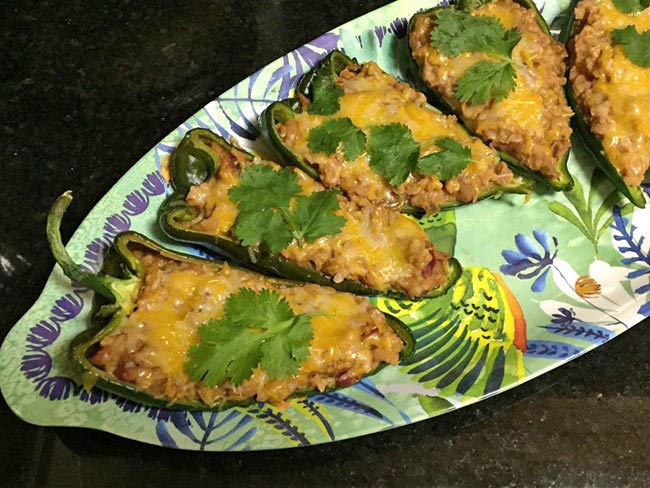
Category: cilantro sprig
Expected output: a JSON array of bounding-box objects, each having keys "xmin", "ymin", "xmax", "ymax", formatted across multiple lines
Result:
[
  {"xmin": 367, "ymin": 124, "xmax": 421, "ymax": 186},
  {"xmin": 229, "ymin": 165, "xmax": 346, "ymax": 253},
  {"xmin": 611, "ymin": 26, "xmax": 650, "ymax": 68},
  {"xmin": 417, "ymin": 137, "xmax": 473, "ymax": 180},
  {"xmin": 307, "ymin": 117, "xmax": 366, "ymax": 160},
  {"xmin": 308, "ymin": 76, "xmax": 344, "ymax": 115},
  {"xmin": 185, "ymin": 288, "xmax": 314, "ymax": 386},
  {"xmin": 612, "ymin": 0, "xmax": 649, "ymax": 14},
  {"xmin": 429, "ymin": 9, "xmax": 522, "ymax": 105},
  {"xmin": 307, "ymin": 119, "xmax": 474, "ymax": 186}
]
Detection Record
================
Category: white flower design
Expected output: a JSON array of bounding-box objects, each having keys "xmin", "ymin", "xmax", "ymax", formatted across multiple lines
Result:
[{"xmin": 540, "ymin": 259, "xmax": 647, "ymax": 331}]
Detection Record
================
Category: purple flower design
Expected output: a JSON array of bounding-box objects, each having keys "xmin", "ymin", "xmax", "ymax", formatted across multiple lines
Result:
[
  {"xmin": 142, "ymin": 172, "xmax": 167, "ymax": 197},
  {"xmin": 550, "ymin": 307, "xmax": 578, "ymax": 326},
  {"xmin": 114, "ymin": 397, "xmax": 145, "ymax": 414},
  {"xmin": 148, "ymin": 407, "xmax": 173, "ymax": 422},
  {"xmin": 77, "ymin": 386, "xmax": 109, "ymax": 405},
  {"xmin": 296, "ymin": 32, "xmax": 340, "ymax": 67},
  {"xmin": 103, "ymin": 213, "xmax": 131, "ymax": 237},
  {"xmin": 26, "ymin": 320, "xmax": 61, "ymax": 350},
  {"xmin": 83, "ymin": 237, "xmax": 111, "ymax": 271},
  {"xmin": 37, "ymin": 376, "xmax": 74, "ymax": 401},
  {"xmin": 122, "ymin": 190, "xmax": 149, "ymax": 216},
  {"xmin": 21, "ymin": 350, "xmax": 52, "ymax": 380},
  {"xmin": 500, "ymin": 229, "xmax": 558, "ymax": 292},
  {"xmin": 264, "ymin": 32, "xmax": 341, "ymax": 101},
  {"xmin": 50, "ymin": 293, "xmax": 84, "ymax": 323},
  {"xmin": 374, "ymin": 17, "xmax": 408, "ymax": 45},
  {"xmin": 612, "ymin": 206, "xmax": 650, "ymax": 295}
]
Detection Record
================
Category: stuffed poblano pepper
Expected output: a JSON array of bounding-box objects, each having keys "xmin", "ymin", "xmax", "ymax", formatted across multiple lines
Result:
[
  {"xmin": 259, "ymin": 50, "xmax": 531, "ymax": 216},
  {"xmin": 560, "ymin": 0, "xmax": 648, "ymax": 207},
  {"xmin": 48, "ymin": 193, "xmax": 415, "ymax": 410},
  {"xmin": 158, "ymin": 128, "xmax": 461, "ymax": 299},
  {"xmin": 408, "ymin": 0, "xmax": 574, "ymax": 190}
]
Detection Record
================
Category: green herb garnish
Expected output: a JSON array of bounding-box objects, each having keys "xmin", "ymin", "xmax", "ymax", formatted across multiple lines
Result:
[
  {"xmin": 307, "ymin": 117, "xmax": 367, "ymax": 160},
  {"xmin": 308, "ymin": 76, "xmax": 344, "ymax": 115},
  {"xmin": 185, "ymin": 288, "xmax": 314, "ymax": 386},
  {"xmin": 417, "ymin": 137, "xmax": 473, "ymax": 180},
  {"xmin": 455, "ymin": 60, "xmax": 518, "ymax": 105},
  {"xmin": 612, "ymin": 0, "xmax": 649, "ymax": 14},
  {"xmin": 367, "ymin": 123, "xmax": 421, "ymax": 186},
  {"xmin": 229, "ymin": 165, "xmax": 345, "ymax": 252},
  {"xmin": 611, "ymin": 26, "xmax": 650, "ymax": 68},
  {"xmin": 288, "ymin": 191, "xmax": 348, "ymax": 244},
  {"xmin": 429, "ymin": 9, "xmax": 522, "ymax": 105}
]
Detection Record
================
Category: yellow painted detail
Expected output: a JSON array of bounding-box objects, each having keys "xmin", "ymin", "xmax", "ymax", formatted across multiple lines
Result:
[
  {"xmin": 575, "ymin": 275, "xmax": 602, "ymax": 298},
  {"xmin": 374, "ymin": 297, "xmax": 429, "ymax": 318}
]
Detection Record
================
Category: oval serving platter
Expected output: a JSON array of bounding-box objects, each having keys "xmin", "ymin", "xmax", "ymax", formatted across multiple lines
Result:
[{"xmin": 1, "ymin": 0, "xmax": 649, "ymax": 452}]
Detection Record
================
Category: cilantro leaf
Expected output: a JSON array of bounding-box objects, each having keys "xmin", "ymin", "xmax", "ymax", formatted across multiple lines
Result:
[
  {"xmin": 367, "ymin": 123, "xmax": 421, "ymax": 186},
  {"xmin": 455, "ymin": 60, "xmax": 517, "ymax": 105},
  {"xmin": 289, "ymin": 190, "xmax": 347, "ymax": 243},
  {"xmin": 611, "ymin": 26, "xmax": 650, "ymax": 67},
  {"xmin": 229, "ymin": 165, "xmax": 345, "ymax": 252},
  {"xmin": 308, "ymin": 76, "xmax": 344, "ymax": 115},
  {"xmin": 307, "ymin": 117, "xmax": 367, "ymax": 161},
  {"xmin": 229, "ymin": 165, "xmax": 300, "ymax": 252},
  {"xmin": 233, "ymin": 208, "xmax": 294, "ymax": 254},
  {"xmin": 260, "ymin": 314, "xmax": 313, "ymax": 379},
  {"xmin": 185, "ymin": 288, "xmax": 314, "ymax": 386},
  {"xmin": 612, "ymin": 0, "xmax": 649, "ymax": 14},
  {"xmin": 416, "ymin": 137, "xmax": 473, "ymax": 180},
  {"xmin": 229, "ymin": 165, "xmax": 301, "ymax": 212},
  {"xmin": 429, "ymin": 10, "xmax": 521, "ymax": 105},
  {"xmin": 430, "ymin": 10, "xmax": 521, "ymax": 58}
]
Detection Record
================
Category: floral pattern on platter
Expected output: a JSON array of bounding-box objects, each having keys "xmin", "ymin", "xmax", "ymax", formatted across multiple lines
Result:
[{"xmin": 0, "ymin": 0, "xmax": 648, "ymax": 451}]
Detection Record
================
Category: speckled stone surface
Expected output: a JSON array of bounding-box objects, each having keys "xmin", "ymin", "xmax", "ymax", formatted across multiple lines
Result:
[{"xmin": 1, "ymin": 1, "xmax": 649, "ymax": 486}]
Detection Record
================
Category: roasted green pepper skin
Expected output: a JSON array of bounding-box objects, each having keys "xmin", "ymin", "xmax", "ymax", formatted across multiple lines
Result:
[
  {"xmin": 558, "ymin": 0, "xmax": 646, "ymax": 208},
  {"xmin": 407, "ymin": 0, "xmax": 574, "ymax": 192},
  {"xmin": 159, "ymin": 128, "xmax": 462, "ymax": 300},
  {"xmin": 259, "ymin": 51, "xmax": 532, "ymax": 214},
  {"xmin": 48, "ymin": 194, "xmax": 416, "ymax": 411}
]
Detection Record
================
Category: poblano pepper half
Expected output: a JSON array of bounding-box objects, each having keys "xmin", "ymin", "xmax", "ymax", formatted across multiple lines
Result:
[
  {"xmin": 158, "ymin": 128, "xmax": 462, "ymax": 300},
  {"xmin": 48, "ymin": 193, "xmax": 416, "ymax": 410},
  {"xmin": 407, "ymin": 0, "xmax": 575, "ymax": 191},
  {"xmin": 259, "ymin": 50, "xmax": 532, "ymax": 215}
]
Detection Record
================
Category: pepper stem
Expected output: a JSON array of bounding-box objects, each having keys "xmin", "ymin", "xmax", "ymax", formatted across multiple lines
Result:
[{"xmin": 47, "ymin": 192, "xmax": 116, "ymax": 300}]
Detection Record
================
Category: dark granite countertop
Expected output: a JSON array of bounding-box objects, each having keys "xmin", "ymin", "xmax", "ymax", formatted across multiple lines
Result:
[{"xmin": 1, "ymin": 1, "xmax": 649, "ymax": 486}]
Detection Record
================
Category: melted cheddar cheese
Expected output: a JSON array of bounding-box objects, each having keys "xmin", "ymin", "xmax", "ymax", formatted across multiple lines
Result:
[
  {"xmin": 409, "ymin": 0, "xmax": 572, "ymax": 179},
  {"xmin": 182, "ymin": 142, "xmax": 450, "ymax": 298},
  {"xmin": 278, "ymin": 61, "xmax": 515, "ymax": 214},
  {"xmin": 90, "ymin": 252, "xmax": 403, "ymax": 405},
  {"xmin": 570, "ymin": 0, "xmax": 650, "ymax": 185}
]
